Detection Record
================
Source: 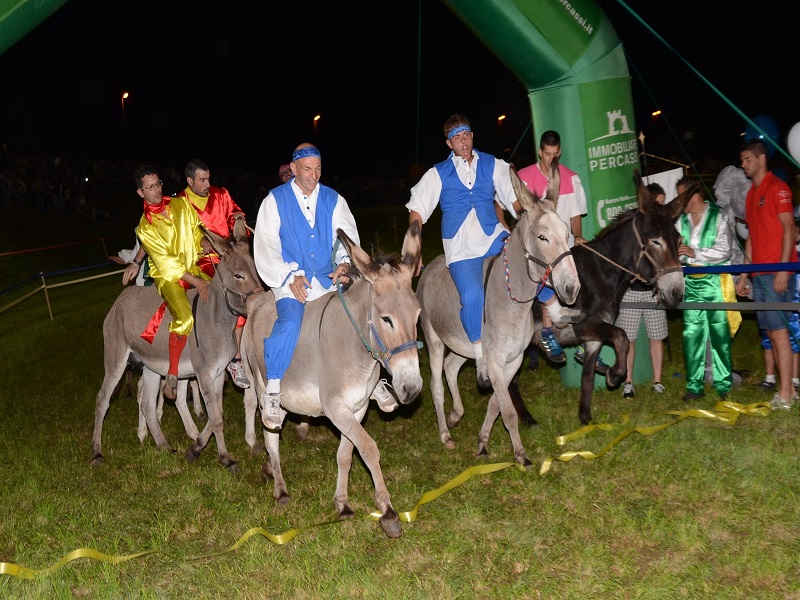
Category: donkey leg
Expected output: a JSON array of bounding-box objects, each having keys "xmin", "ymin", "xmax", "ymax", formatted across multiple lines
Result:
[
  {"xmin": 136, "ymin": 372, "xmax": 148, "ymax": 443},
  {"xmin": 187, "ymin": 374, "xmax": 239, "ymax": 473},
  {"xmin": 606, "ymin": 326, "xmax": 630, "ymax": 389},
  {"xmin": 262, "ymin": 429, "xmax": 289, "ymax": 505},
  {"xmin": 139, "ymin": 368, "xmax": 174, "ymax": 452},
  {"xmin": 243, "ymin": 384, "xmax": 260, "ymax": 454},
  {"xmin": 334, "ymin": 415, "xmax": 401, "ymax": 538},
  {"xmin": 508, "ymin": 372, "xmax": 538, "ymax": 427},
  {"xmin": 483, "ymin": 358, "xmax": 531, "ymax": 467},
  {"xmin": 91, "ymin": 360, "xmax": 130, "ymax": 466},
  {"xmin": 189, "ymin": 379, "xmax": 205, "ymax": 419},
  {"xmin": 476, "ymin": 392, "xmax": 501, "ymax": 457},
  {"xmin": 174, "ymin": 379, "xmax": 199, "ymax": 441},
  {"xmin": 578, "ymin": 345, "xmax": 601, "ymax": 425},
  {"xmin": 443, "ymin": 352, "xmax": 468, "ymax": 431},
  {"xmin": 424, "ymin": 330, "xmax": 454, "ymax": 448}
]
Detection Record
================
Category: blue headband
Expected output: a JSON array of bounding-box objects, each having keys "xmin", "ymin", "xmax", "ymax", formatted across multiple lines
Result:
[
  {"xmin": 292, "ymin": 147, "xmax": 321, "ymax": 162},
  {"xmin": 447, "ymin": 124, "xmax": 471, "ymax": 140}
]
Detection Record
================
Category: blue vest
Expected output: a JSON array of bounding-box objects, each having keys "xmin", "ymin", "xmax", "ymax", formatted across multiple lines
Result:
[
  {"xmin": 435, "ymin": 150, "xmax": 498, "ymax": 240},
  {"xmin": 272, "ymin": 182, "xmax": 337, "ymax": 287}
]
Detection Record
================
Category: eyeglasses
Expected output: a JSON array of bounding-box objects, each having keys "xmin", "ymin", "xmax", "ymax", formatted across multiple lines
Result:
[{"xmin": 140, "ymin": 180, "xmax": 163, "ymax": 192}]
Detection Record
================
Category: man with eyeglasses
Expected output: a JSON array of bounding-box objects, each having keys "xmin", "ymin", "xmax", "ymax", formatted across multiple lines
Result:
[
  {"xmin": 134, "ymin": 164, "xmax": 210, "ymax": 400},
  {"xmin": 127, "ymin": 159, "xmax": 251, "ymax": 388}
]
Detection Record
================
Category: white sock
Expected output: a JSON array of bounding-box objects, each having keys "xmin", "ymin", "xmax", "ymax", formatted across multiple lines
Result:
[
  {"xmin": 793, "ymin": 378, "xmax": 799, "ymax": 387},
  {"xmin": 473, "ymin": 342, "xmax": 483, "ymax": 360},
  {"xmin": 545, "ymin": 299, "xmax": 564, "ymax": 322},
  {"xmin": 765, "ymin": 374, "xmax": 776, "ymax": 384},
  {"xmin": 267, "ymin": 378, "xmax": 281, "ymax": 394}
]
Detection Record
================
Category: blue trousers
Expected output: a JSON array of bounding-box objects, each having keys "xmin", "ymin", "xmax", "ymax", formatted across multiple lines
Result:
[
  {"xmin": 448, "ymin": 234, "xmax": 507, "ymax": 343},
  {"xmin": 263, "ymin": 297, "xmax": 305, "ymax": 380}
]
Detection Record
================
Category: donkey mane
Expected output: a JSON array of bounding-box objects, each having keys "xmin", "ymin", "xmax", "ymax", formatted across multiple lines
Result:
[
  {"xmin": 594, "ymin": 209, "xmax": 637, "ymax": 240},
  {"xmin": 347, "ymin": 252, "xmax": 403, "ymax": 280}
]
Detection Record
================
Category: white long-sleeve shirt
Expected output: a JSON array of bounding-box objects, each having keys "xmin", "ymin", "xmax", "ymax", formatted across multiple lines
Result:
[
  {"xmin": 676, "ymin": 204, "xmax": 733, "ymax": 265},
  {"xmin": 406, "ymin": 150, "xmax": 518, "ymax": 264},
  {"xmin": 253, "ymin": 180, "xmax": 360, "ymax": 302}
]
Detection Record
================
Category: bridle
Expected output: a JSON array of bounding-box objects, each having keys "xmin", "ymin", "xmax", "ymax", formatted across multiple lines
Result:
[
  {"xmin": 336, "ymin": 279, "xmax": 419, "ymax": 373},
  {"xmin": 502, "ymin": 210, "xmax": 573, "ymax": 303},
  {"xmin": 216, "ymin": 260, "xmax": 264, "ymax": 317},
  {"xmin": 580, "ymin": 213, "xmax": 682, "ymax": 286}
]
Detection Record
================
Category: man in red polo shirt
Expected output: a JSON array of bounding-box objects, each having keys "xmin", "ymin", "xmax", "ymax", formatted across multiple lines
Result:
[{"xmin": 736, "ymin": 138, "xmax": 798, "ymax": 409}]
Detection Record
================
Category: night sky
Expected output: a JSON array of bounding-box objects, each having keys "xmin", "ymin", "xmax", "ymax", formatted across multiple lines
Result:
[{"xmin": 0, "ymin": 0, "xmax": 796, "ymax": 179}]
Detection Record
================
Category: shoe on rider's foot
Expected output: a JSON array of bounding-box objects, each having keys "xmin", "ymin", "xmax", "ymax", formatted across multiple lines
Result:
[
  {"xmin": 370, "ymin": 378, "xmax": 399, "ymax": 412},
  {"xmin": 574, "ymin": 346, "xmax": 610, "ymax": 375},
  {"xmin": 539, "ymin": 328, "xmax": 566, "ymax": 363},
  {"xmin": 162, "ymin": 374, "xmax": 178, "ymax": 401},
  {"xmin": 226, "ymin": 358, "xmax": 251, "ymax": 389},
  {"xmin": 259, "ymin": 390, "xmax": 283, "ymax": 430}
]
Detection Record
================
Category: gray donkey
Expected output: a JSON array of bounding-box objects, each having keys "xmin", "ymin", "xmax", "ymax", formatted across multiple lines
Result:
[
  {"xmin": 91, "ymin": 219, "xmax": 263, "ymax": 471},
  {"xmin": 241, "ymin": 224, "xmax": 422, "ymax": 538},
  {"xmin": 416, "ymin": 164, "xmax": 580, "ymax": 467}
]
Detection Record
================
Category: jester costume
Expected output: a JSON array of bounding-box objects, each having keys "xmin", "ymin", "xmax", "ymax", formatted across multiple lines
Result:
[
  {"xmin": 136, "ymin": 195, "xmax": 209, "ymax": 351},
  {"xmin": 678, "ymin": 202, "xmax": 740, "ymax": 396}
]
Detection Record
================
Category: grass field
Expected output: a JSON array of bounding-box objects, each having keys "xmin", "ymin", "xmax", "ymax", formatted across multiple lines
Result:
[{"xmin": 1, "ymin": 207, "xmax": 799, "ymax": 599}]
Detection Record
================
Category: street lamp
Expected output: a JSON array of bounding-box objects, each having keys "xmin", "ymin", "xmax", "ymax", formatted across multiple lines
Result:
[
  {"xmin": 497, "ymin": 114, "xmax": 506, "ymax": 155},
  {"xmin": 313, "ymin": 114, "xmax": 321, "ymax": 138},
  {"xmin": 121, "ymin": 91, "xmax": 130, "ymax": 161}
]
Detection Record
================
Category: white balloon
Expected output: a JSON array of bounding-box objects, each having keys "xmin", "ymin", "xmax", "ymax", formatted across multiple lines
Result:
[{"xmin": 788, "ymin": 122, "xmax": 800, "ymax": 163}]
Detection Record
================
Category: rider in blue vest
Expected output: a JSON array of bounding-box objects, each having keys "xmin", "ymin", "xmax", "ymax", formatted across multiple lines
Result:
[
  {"xmin": 253, "ymin": 143, "xmax": 396, "ymax": 430},
  {"xmin": 406, "ymin": 114, "xmax": 523, "ymax": 388}
]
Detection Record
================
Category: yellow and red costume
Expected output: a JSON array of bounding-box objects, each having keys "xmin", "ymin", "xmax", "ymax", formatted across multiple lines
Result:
[{"xmin": 136, "ymin": 195, "xmax": 209, "ymax": 340}]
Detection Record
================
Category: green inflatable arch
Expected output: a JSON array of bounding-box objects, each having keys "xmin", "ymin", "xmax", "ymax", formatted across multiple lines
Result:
[{"xmin": 2, "ymin": 0, "xmax": 645, "ymax": 386}]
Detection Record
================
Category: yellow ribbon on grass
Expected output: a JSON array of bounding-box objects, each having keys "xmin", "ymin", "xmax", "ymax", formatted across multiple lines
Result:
[{"xmin": 540, "ymin": 400, "xmax": 772, "ymax": 475}]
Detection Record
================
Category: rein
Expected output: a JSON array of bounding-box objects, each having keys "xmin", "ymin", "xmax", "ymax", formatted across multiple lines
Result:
[
  {"xmin": 579, "ymin": 214, "xmax": 681, "ymax": 286},
  {"xmin": 502, "ymin": 212, "xmax": 572, "ymax": 303},
  {"xmin": 336, "ymin": 280, "xmax": 419, "ymax": 372}
]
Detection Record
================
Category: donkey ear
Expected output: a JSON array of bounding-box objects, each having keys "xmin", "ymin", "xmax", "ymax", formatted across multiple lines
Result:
[
  {"xmin": 634, "ymin": 169, "xmax": 649, "ymax": 214},
  {"xmin": 668, "ymin": 182, "xmax": 698, "ymax": 219},
  {"xmin": 401, "ymin": 220, "xmax": 421, "ymax": 269},
  {"xmin": 543, "ymin": 155, "xmax": 560, "ymax": 207},
  {"xmin": 336, "ymin": 228, "xmax": 378, "ymax": 279},
  {"xmin": 200, "ymin": 224, "xmax": 228, "ymax": 255},
  {"xmin": 510, "ymin": 164, "xmax": 536, "ymax": 212},
  {"xmin": 232, "ymin": 215, "xmax": 249, "ymax": 243}
]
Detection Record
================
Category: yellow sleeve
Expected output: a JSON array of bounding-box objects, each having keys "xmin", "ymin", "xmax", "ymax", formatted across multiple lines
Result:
[{"xmin": 136, "ymin": 198, "xmax": 202, "ymax": 283}]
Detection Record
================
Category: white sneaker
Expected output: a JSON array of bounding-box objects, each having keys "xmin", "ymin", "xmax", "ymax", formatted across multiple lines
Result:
[
  {"xmin": 622, "ymin": 382, "xmax": 635, "ymax": 399},
  {"xmin": 370, "ymin": 378, "xmax": 399, "ymax": 412},
  {"xmin": 652, "ymin": 382, "xmax": 666, "ymax": 394},
  {"xmin": 259, "ymin": 390, "xmax": 283, "ymax": 429},
  {"xmin": 770, "ymin": 393, "xmax": 793, "ymax": 411},
  {"xmin": 226, "ymin": 359, "xmax": 251, "ymax": 388}
]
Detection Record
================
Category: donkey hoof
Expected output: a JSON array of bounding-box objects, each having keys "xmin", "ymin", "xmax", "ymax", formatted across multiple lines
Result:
[
  {"xmin": 276, "ymin": 492, "xmax": 290, "ymax": 507},
  {"xmin": 338, "ymin": 505, "xmax": 355, "ymax": 521},
  {"xmin": 90, "ymin": 454, "xmax": 103, "ymax": 467},
  {"xmin": 379, "ymin": 509, "xmax": 403, "ymax": 539}
]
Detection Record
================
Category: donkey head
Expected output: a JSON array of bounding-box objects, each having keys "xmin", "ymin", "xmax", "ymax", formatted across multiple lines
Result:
[
  {"xmin": 510, "ymin": 160, "xmax": 580, "ymax": 305},
  {"xmin": 631, "ymin": 170, "xmax": 688, "ymax": 307},
  {"xmin": 336, "ymin": 226, "xmax": 422, "ymax": 404},
  {"xmin": 200, "ymin": 219, "xmax": 263, "ymax": 316}
]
